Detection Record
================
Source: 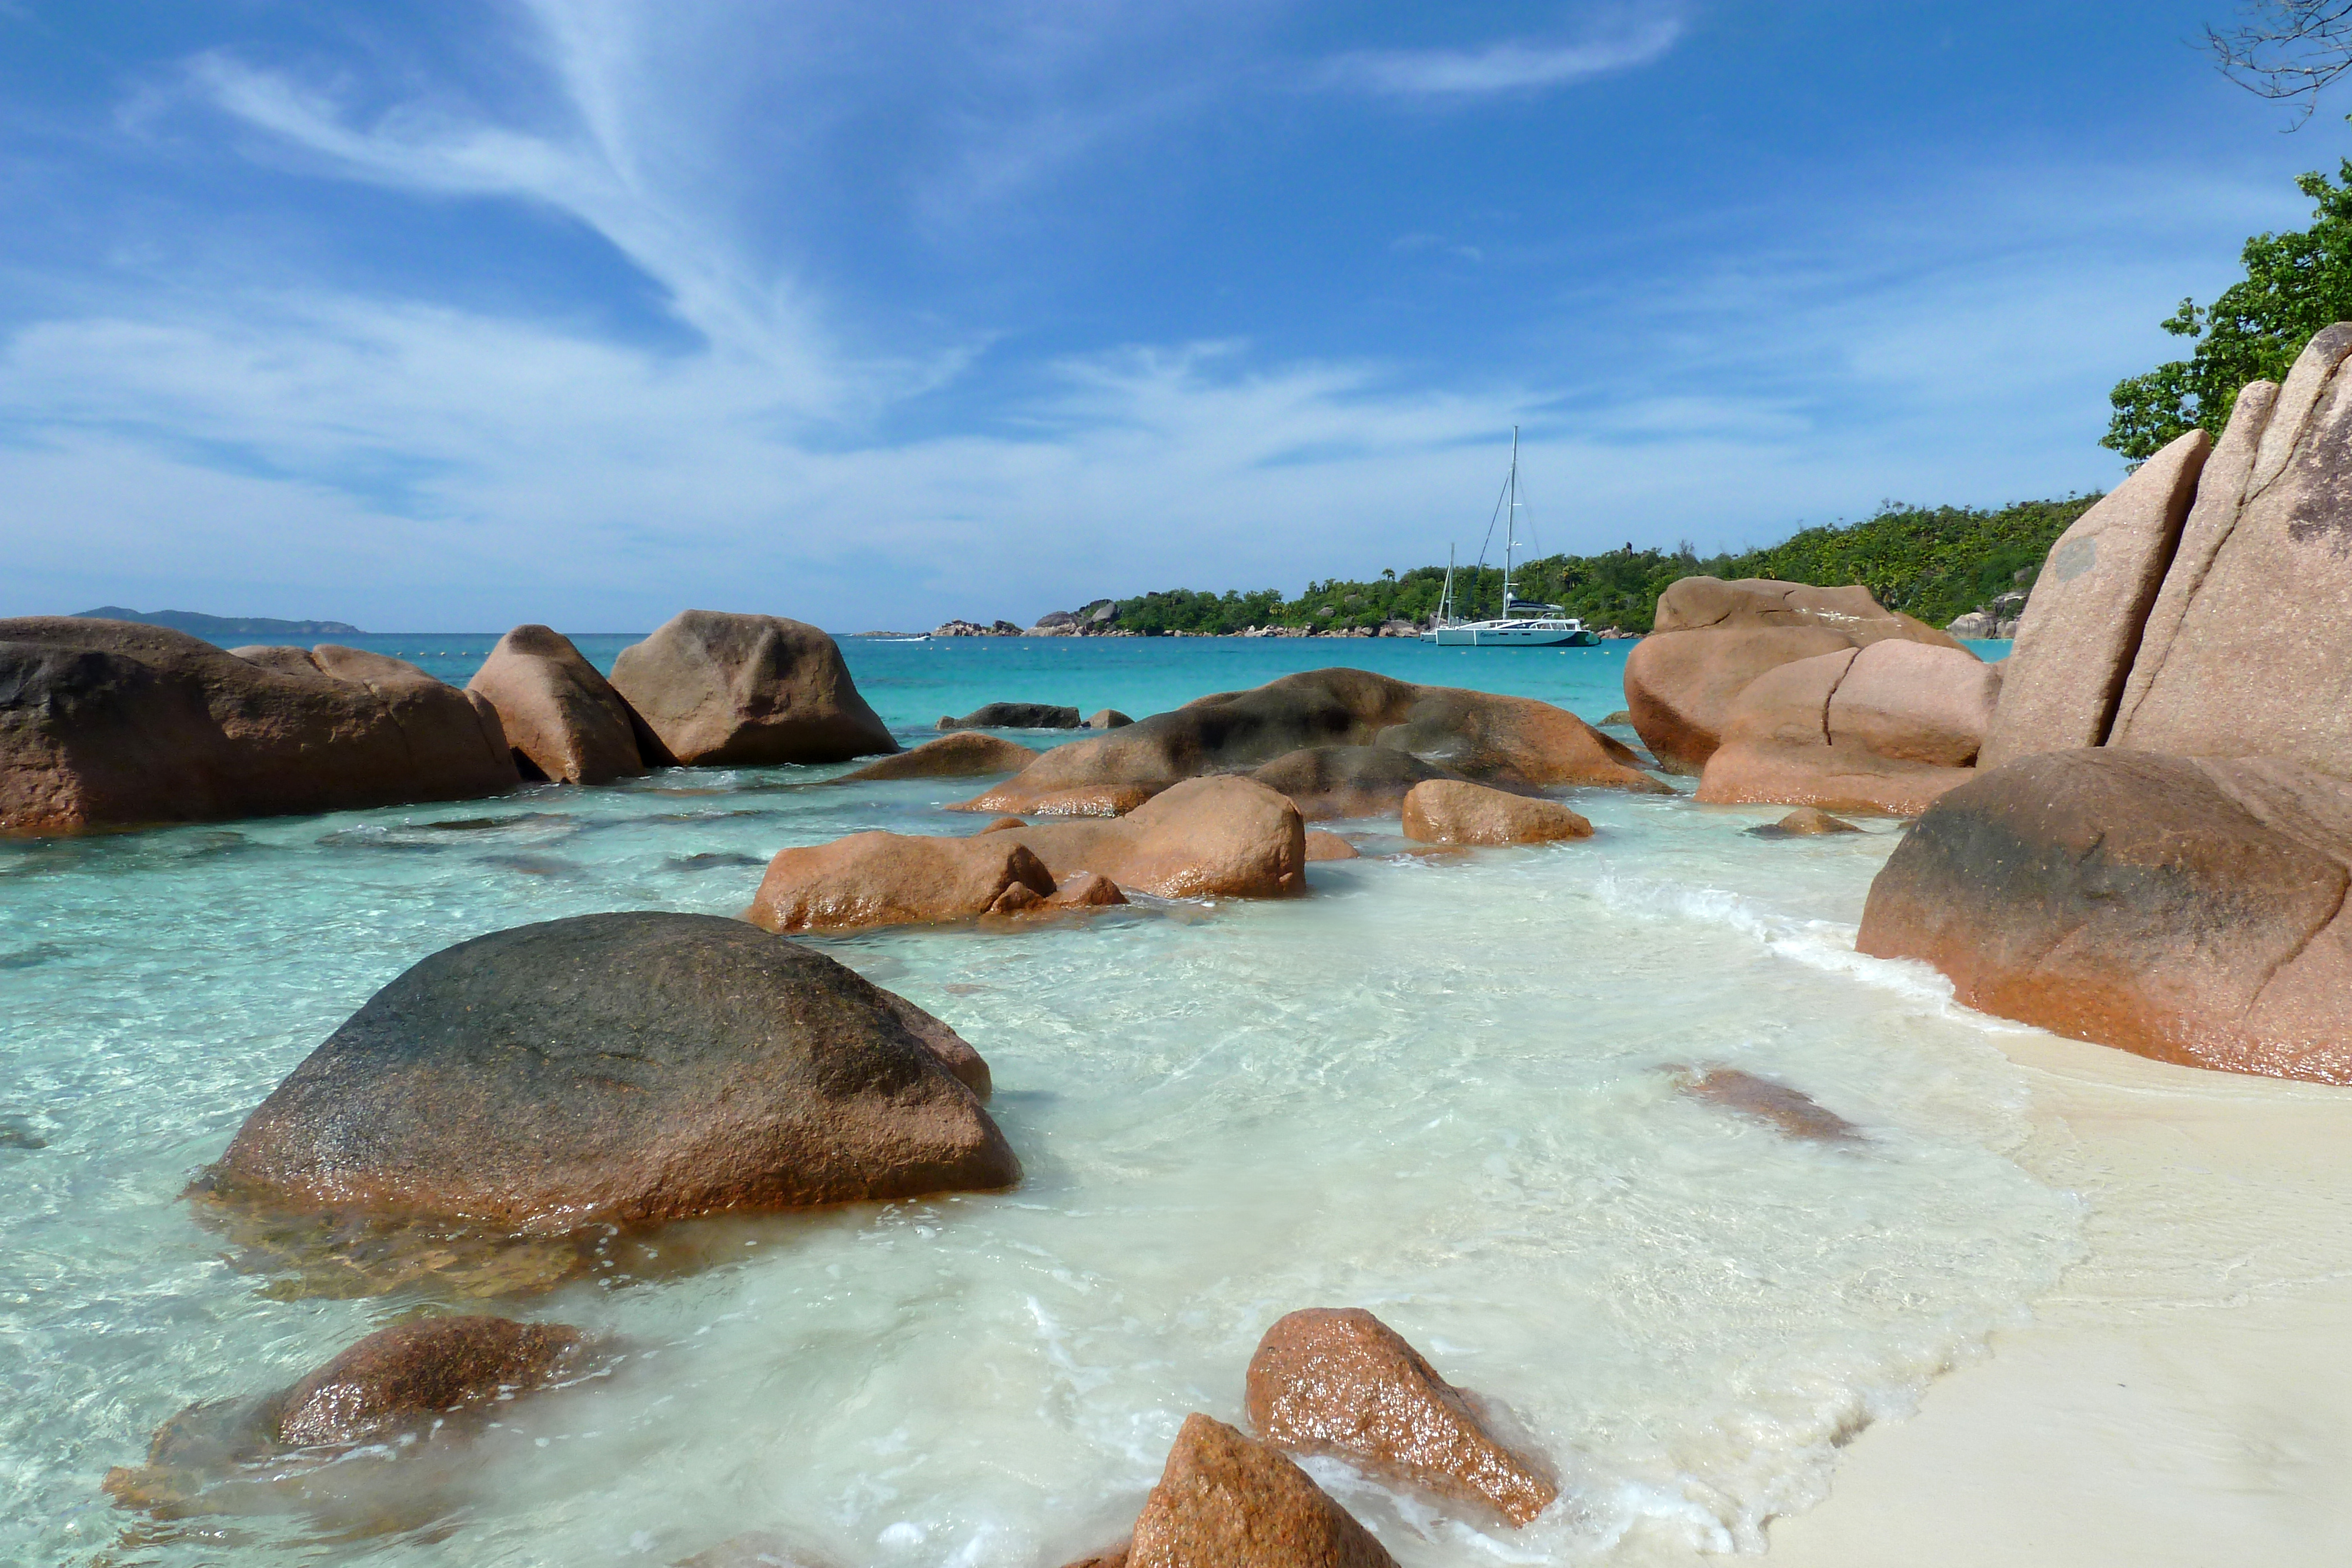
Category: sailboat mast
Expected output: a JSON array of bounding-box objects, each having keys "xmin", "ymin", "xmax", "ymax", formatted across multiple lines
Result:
[{"xmin": 1503, "ymin": 425, "xmax": 1518, "ymax": 614}]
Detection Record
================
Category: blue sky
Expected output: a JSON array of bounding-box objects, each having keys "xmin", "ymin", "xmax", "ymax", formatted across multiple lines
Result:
[{"xmin": 0, "ymin": 1, "xmax": 2342, "ymax": 631}]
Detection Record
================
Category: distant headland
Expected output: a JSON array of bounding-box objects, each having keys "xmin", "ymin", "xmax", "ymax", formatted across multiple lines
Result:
[{"xmin": 73, "ymin": 607, "xmax": 363, "ymax": 637}]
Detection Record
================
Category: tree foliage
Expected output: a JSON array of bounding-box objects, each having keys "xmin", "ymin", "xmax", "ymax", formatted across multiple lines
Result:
[
  {"xmin": 2104, "ymin": 161, "xmax": 2352, "ymax": 459},
  {"xmin": 1111, "ymin": 494, "xmax": 2098, "ymax": 636}
]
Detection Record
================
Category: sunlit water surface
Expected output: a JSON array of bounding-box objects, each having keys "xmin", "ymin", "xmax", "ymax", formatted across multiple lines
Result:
[{"xmin": 0, "ymin": 637, "xmax": 2063, "ymax": 1567}]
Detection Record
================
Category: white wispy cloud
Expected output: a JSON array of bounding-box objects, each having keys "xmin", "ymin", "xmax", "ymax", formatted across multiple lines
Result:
[{"xmin": 1318, "ymin": 9, "xmax": 1686, "ymax": 98}]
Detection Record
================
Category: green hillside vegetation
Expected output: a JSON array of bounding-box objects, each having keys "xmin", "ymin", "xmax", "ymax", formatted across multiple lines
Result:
[{"xmin": 1113, "ymin": 493, "xmax": 2099, "ymax": 636}]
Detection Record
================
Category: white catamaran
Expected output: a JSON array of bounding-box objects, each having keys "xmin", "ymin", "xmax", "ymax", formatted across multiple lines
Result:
[{"xmin": 1423, "ymin": 427, "xmax": 1598, "ymax": 647}]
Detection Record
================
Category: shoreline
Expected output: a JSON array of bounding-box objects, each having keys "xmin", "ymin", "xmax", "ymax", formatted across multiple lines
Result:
[{"xmin": 1760, "ymin": 1025, "xmax": 2352, "ymax": 1565}]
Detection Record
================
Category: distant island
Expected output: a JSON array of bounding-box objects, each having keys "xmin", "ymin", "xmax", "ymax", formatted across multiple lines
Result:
[
  {"xmin": 933, "ymin": 493, "xmax": 2101, "ymax": 638},
  {"xmin": 74, "ymin": 607, "xmax": 364, "ymax": 637}
]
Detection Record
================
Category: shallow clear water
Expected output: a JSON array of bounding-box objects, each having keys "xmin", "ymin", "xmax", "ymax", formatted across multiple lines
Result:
[{"xmin": 0, "ymin": 637, "xmax": 2059, "ymax": 1567}]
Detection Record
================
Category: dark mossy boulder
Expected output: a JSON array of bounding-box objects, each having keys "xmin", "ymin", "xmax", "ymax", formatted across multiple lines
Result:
[
  {"xmin": 1247, "ymin": 744, "xmax": 1461, "ymax": 820},
  {"xmin": 204, "ymin": 913, "xmax": 1018, "ymax": 1229},
  {"xmin": 939, "ymin": 702, "xmax": 1084, "ymax": 730}
]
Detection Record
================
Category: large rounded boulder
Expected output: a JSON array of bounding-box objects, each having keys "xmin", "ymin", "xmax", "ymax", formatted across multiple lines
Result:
[
  {"xmin": 1247, "ymin": 744, "xmax": 1459, "ymax": 820},
  {"xmin": 1401, "ymin": 780, "xmax": 1592, "ymax": 845},
  {"xmin": 609, "ymin": 611, "xmax": 897, "ymax": 767},
  {"xmin": 205, "ymin": 913, "xmax": 1018, "ymax": 1227},
  {"xmin": 956, "ymin": 668, "xmax": 1661, "ymax": 816},
  {"xmin": 1856, "ymin": 750, "xmax": 2352, "ymax": 1081},
  {"xmin": 467, "ymin": 623, "xmax": 670, "ymax": 784},
  {"xmin": 1, "ymin": 619, "xmax": 519, "ymax": 836},
  {"xmin": 1623, "ymin": 579, "xmax": 1965, "ymax": 774},
  {"xmin": 1695, "ymin": 640, "xmax": 1999, "ymax": 815}
]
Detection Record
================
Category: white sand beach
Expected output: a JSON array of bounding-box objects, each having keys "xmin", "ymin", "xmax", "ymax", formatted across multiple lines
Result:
[{"xmin": 1768, "ymin": 1029, "xmax": 2352, "ymax": 1566}]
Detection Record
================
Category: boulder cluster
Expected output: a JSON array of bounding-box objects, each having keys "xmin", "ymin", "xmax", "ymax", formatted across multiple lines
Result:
[
  {"xmin": 1, "ymin": 609, "xmax": 900, "ymax": 834},
  {"xmin": 1622, "ymin": 578, "xmax": 1997, "ymax": 815},
  {"xmin": 1856, "ymin": 327, "xmax": 2352, "ymax": 1081}
]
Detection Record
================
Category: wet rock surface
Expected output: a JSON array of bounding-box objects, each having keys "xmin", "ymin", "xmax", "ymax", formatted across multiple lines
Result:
[
  {"xmin": 957, "ymin": 668, "xmax": 1662, "ymax": 816},
  {"xmin": 835, "ymin": 731, "xmax": 1039, "ymax": 781},
  {"xmin": 1302, "ymin": 830, "xmax": 1361, "ymax": 861},
  {"xmin": 1857, "ymin": 749, "xmax": 2352, "ymax": 1081},
  {"xmin": 1, "ymin": 618, "xmax": 518, "ymax": 835},
  {"xmin": 748, "ymin": 831, "xmax": 1062, "ymax": 931},
  {"xmin": 205, "ymin": 912, "xmax": 1018, "ymax": 1228},
  {"xmin": 609, "ymin": 611, "xmax": 897, "ymax": 766},
  {"xmin": 1123, "ymin": 1413, "xmax": 1397, "ymax": 1568},
  {"xmin": 1244, "ymin": 1308, "xmax": 1556, "ymax": 1526},
  {"xmin": 1746, "ymin": 807, "xmax": 1863, "ymax": 837},
  {"xmin": 1400, "ymin": 780, "xmax": 1592, "ymax": 846},
  {"xmin": 467, "ymin": 623, "xmax": 666, "ymax": 784}
]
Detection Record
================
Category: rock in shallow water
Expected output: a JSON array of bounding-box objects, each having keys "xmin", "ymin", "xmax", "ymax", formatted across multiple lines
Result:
[
  {"xmin": 957, "ymin": 668, "xmax": 1661, "ymax": 815},
  {"xmin": 1746, "ymin": 807, "xmax": 1863, "ymax": 838},
  {"xmin": 466, "ymin": 623, "xmax": 667, "ymax": 784},
  {"xmin": 609, "ymin": 610, "xmax": 897, "ymax": 766},
  {"xmin": 203, "ymin": 912, "xmax": 1018, "ymax": 1228},
  {"xmin": 1123, "ymin": 1413, "xmax": 1397, "ymax": 1568},
  {"xmin": 939, "ymin": 701, "xmax": 1083, "ymax": 730},
  {"xmin": 1676, "ymin": 1068, "xmax": 1860, "ymax": 1144},
  {"xmin": 1248, "ymin": 744, "xmax": 1461, "ymax": 820},
  {"xmin": 1401, "ymin": 780, "xmax": 1592, "ymax": 845},
  {"xmin": 1857, "ymin": 749, "xmax": 2352, "ymax": 1081},
  {"xmin": 1, "ymin": 618, "xmax": 518, "ymax": 835},
  {"xmin": 1244, "ymin": 1308, "xmax": 1556, "ymax": 1526}
]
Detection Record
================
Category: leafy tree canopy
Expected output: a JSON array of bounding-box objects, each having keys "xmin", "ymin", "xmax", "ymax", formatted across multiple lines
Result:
[
  {"xmin": 2104, "ymin": 161, "xmax": 2352, "ymax": 459},
  {"xmin": 1113, "ymin": 494, "xmax": 2097, "ymax": 636}
]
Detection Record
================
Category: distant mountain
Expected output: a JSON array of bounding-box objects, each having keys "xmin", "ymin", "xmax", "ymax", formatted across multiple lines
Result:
[{"xmin": 74, "ymin": 607, "xmax": 364, "ymax": 637}]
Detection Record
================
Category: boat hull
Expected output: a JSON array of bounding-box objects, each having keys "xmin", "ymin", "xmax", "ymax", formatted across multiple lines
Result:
[{"xmin": 1423, "ymin": 624, "xmax": 1597, "ymax": 647}]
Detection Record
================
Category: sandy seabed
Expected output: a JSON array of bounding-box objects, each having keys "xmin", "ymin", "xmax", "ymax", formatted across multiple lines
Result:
[{"xmin": 1763, "ymin": 1030, "xmax": 2352, "ymax": 1566}]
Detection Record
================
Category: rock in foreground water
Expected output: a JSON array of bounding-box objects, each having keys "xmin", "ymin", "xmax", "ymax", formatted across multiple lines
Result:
[
  {"xmin": 104, "ymin": 1315, "xmax": 590, "ymax": 1518},
  {"xmin": 1, "ymin": 618, "xmax": 518, "ymax": 835},
  {"xmin": 1245, "ymin": 1308, "xmax": 1556, "ymax": 1526},
  {"xmin": 1124, "ymin": 1413, "xmax": 1396, "ymax": 1568},
  {"xmin": 747, "ymin": 833, "xmax": 1064, "ymax": 931},
  {"xmin": 467, "ymin": 623, "xmax": 668, "ymax": 784},
  {"xmin": 1401, "ymin": 780, "xmax": 1592, "ymax": 845},
  {"xmin": 206, "ymin": 912, "xmax": 1018, "ymax": 1227},
  {"xmin": 1746, "ymin": 807, "xmax": 1862, "ymax": 838},
  {"xmin": 1677, "ymin": 1068, "xmax": 1860, "ymax": 1143},
  {"xmin": 983, "ymin": 776, "xmax": 1307, "ymax": 900},
  {"xmin": 1857, "ymin": 750, "xmax": 2352, "ymax": 1081},
  {"xmin": 1622, "ymin": 579, "xmax": 1965, "ymax": 774},
  {"xmin": 957, "ymin": 668, "xmax": 1662, "ymax": 815},
  {"xmin": 836, "ymin": 732, "xmax": 1040, "ymax": 781},
  {"xmin": 609, "ymin": 611, "xmax": 897, "ymax": 766}
]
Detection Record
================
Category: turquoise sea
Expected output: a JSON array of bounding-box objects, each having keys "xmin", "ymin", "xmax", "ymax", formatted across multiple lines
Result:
[{"xmin": 0, "ymin": 633, "xmax": 2056, "ymax": 1568}]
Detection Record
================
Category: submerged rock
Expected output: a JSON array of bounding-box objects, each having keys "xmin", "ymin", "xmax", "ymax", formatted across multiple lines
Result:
[
  {"xmin": 104, "ymin": 1315, "xmax": 592, "ymax": 1519},
  {"xmin": 1676, "ymin": 1068, "xmax": 1860, "ymax": 1143},
  {"xmin": 1400, "ymin": 780, "xmax": 1592, "ymax": 846},
  {"xmin": 1857, "ymin": 749, "xmax": 2352, "ymax": 1081},
  {"xmin": 956, "ymin": 668, "xmax": 1662, "ymax": 816},
  {"xmin": 1248, "ymin": 744, "xmax": 1461, "ymax": 820},
  {"xmin": 1123, "ymin": 1413, "xmax": 1396, "ymax": 1568},
  {"xmin": 836, "ymin": 732, "xmax": 1039, "ymax": 781},
  {"xmin": 1622, "ymin": 579, "xmax": 1966, "ymax": 775},
  {"xmin": 466, "ymin": 623, "xmax": 667, "ymax": 784},
  {"xmin": 1747, "ymin": 807, "xmax": 1863, "ymax": 838},
  {"xmin": 608, "ymin": 611, "xmax": 897, "ymax": 766},
  {"xmin": 204, "ymin": 912, "xmax": 1017, "ymax": 1229},
  {"xmin": 674, "ymin": 1532, "xmax": 844, "ymax": 1567},
  {"xmin": 1245, "ymin": 1308, "xmax": 1556, "ymax": 1525},
  {"xmin": 939, "ymin": 702, "xmax": 1083, "ymax": 730},
  {"xmin": 1, "ymin": 618, "xmax": 518, "ymax": 835}
]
